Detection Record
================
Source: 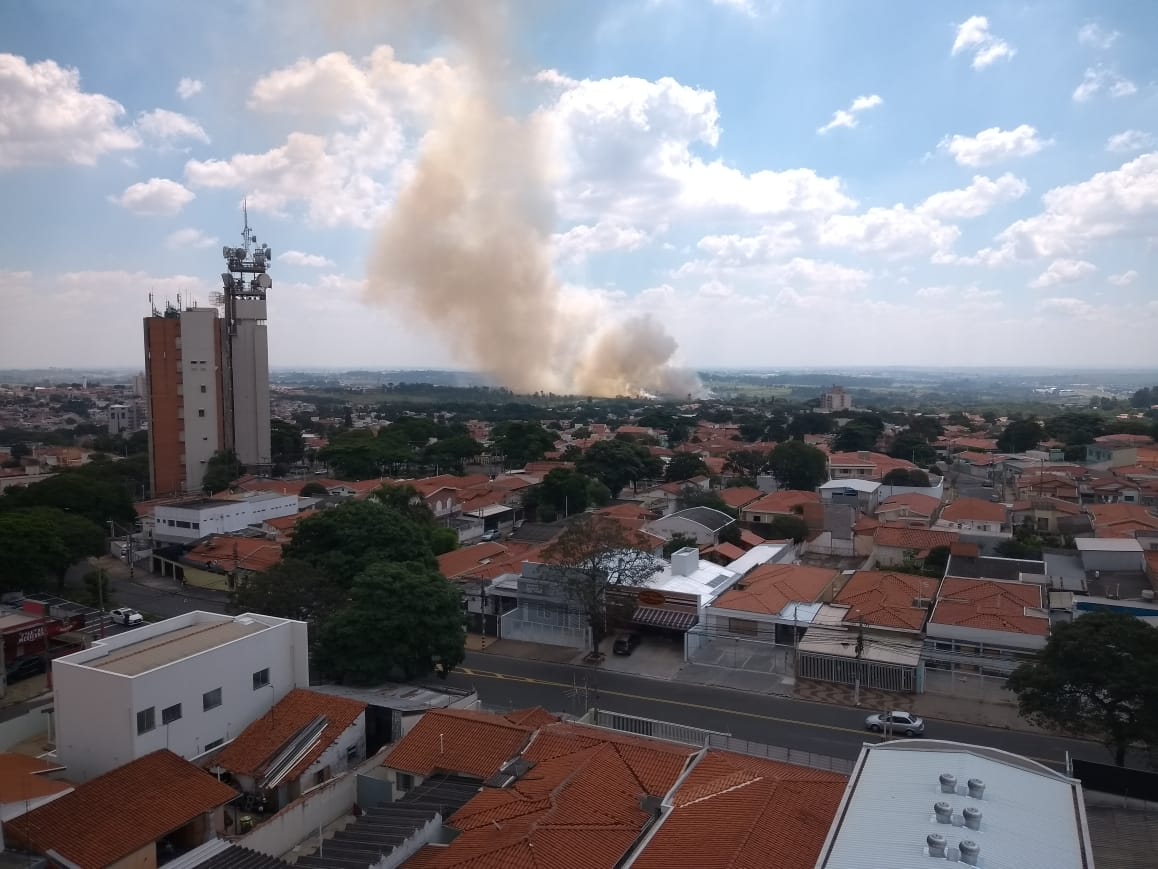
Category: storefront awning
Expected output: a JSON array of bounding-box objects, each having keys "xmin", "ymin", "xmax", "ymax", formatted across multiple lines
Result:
[{"xmin": 632, "ymin": 606, "xmax": 699, "ymax": 631}]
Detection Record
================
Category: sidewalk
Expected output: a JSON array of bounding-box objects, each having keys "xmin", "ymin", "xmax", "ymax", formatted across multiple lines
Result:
[{"xmin": 96, "ymin": 556, "xmax": 230, "ymax": 605}]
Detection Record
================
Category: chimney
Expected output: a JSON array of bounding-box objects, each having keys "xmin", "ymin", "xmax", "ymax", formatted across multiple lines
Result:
[
  {"xmin": 671, "ymin": 547, "xmax": 699, "ymax": 577},
  {"xmin": 962, "ymin": 806, "xmax": 982, "ymax": 831},
  {"xmin": 926, "ymin": 833, "xmax": 947, "ymax": 858},
  {"xmin": 939, "ymin": 773, "xmax": 957, "ymax": 794},
  {"xmin": 967, "ymin": 778, "xmax": 985, "ymax": 799},
  {"xmin": 933, "ymin": 801, "xmax": 952, "ymax": 824},
  {"xmin": 959, "ymin": 840, "xmax": 981, "ymax": 866}
]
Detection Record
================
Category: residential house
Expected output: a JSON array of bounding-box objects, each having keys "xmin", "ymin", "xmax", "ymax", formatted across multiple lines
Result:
[
  {"xmin": 699, "ymin": 540, "xmax": 747, "ymax": 565},
  {"xmin": 1015, "ymin": 472, "xmax": 1080, "ymax": 504},
  {"xmin": 0, "ymin": 754, "xmax": 73, "ymax": 822},
  {"xmin": 740, "ymin": 490, "xmax": 820, "ymax": 525},
  {"xmin": 1009, "ymin": 497, "xmax": 1083, "ymax": 535},
  {"xmin": 875, "ymin": 493, "xmax": 941, "ymax": 527},
  {"xmin": 5, "ymin": 749, "xmax": 238, "ymax": 869},
  {"xmin": 646, "ymin": 506, "xmax": 736, "ymax": 545},
  {"xmin": 871, "ymin": 525, "xmax": 960, "ymax": 568},
  {"xmin": 936, "ymin": 497, "xmax": 1009, "ymax": 535},
  {"xmin": 1085, "ymin": 503, "xmax": 1158, "ymax": 539},
  {"xmin": 52, "ymin": 611, "xmax": 309, "ymax": 781},
  {"xmin": 211, "ymin": 688, "xmax": 367, "ymax": 813},
  {"xmin": 1086, "ymin": 442, "xmax": 1139, "ymax": 468},
  {"xmin": 716, "ymin": 485, "xmax": 764, "ymax": 511},
  {"xmin": 827, "ymin": 451, "xmax": 917, "ymax": 482},
  {"xmin": 819, "ymin": 478, "xmax": 881, "ymax": 513},
  {"xmin": 700, "ymin": 564, "xmax": 843, "ymax": 648},
  {"xmin": 180, "ymin": 535, "xmax": 284, "ymax": 591}
]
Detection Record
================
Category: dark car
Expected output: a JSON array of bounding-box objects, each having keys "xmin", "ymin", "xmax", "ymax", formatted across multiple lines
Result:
[
  {"xmin": 5, "ymin": 656, "xmax": 47, "ymax": 684},
  {"xmin": 613, "ymin": 632, "xmax": 641, "ymax": 656}
]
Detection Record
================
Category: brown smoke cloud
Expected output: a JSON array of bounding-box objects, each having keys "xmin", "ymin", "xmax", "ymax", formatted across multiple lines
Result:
[{"xmin": 362, "ymin": 0, "xmax": 700, "ymax": 397}]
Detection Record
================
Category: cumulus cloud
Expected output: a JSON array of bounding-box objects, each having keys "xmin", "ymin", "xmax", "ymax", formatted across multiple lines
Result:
[
  {"xmin": 176, "ymin": 77, "xmax": 203, "ymax": 99},
  {"xmin": 0, "ymin": 53, "xmax": 140, "ymax": 168},
  {"xmin": 136, "ymin": 108, "xmax": 209, "ymax": 144},
  {"xmin": 1078, "ymin": 22, "xmax": 1120, "ymax": 50},
  {"xmin": 165, "ymin": 228, "xmax": 218, "ymax": 250},
  {"xmin": 110, "ymin": 178, "xmax": 195, "ymax": 216},
  {"xmin": 1105, "ymin": 130, "xmax": 1154, "ymax": 154},
  {"xmin": 1073, "ymin": 65, "xmax": 1137, "ymax": 102},
  {"xmin": 917, "ymin": 173, "xmax": 1028, "ymax": 220},
  {"xmin": 1108, "ymin": 270, "xmax": 1137, "ymax": 286},
  {"xmin": 1040, "ymin": 297, "xmax": 1095, "ymax": 318},
  {"xmin": 818, "ymin": 205, "xmax": 959, "ymax": 259},
  {"xmin": 553, "ymin": 220, "xmax": 653, "ymax": 263},
  {"xmin": 278, "ymin": 250, "xmax": 337, "ymax": 268},
  {"xmin": 1028, "ymin": 259, "xmax": 1097, "ymax": 289},
  {"xmin": 939, "ymin": 125, "xmax": 1051, "ymax": 167},
  {"xmin": 951, "ymin": 16, "xmax": 1015, "ymax": 69},
  {"xmin": 817, "ymin": 94, "xmax": 883, "ymax": 135}
]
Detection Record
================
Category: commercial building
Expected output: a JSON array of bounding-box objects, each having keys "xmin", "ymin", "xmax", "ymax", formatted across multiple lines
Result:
[
  {"xmin": 151, "ymin": 490, "xmax": 299, "ymax": 544},
  {"xmin": 107, "ymin": 402, "xmax": 136, "ymax": 435},
  {"xmin": 51, "ymin": 610, "xmax": 308, "ymax": 781}
]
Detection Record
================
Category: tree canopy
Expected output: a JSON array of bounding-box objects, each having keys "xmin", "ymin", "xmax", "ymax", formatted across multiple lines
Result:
[
  {"xmin": 888, "ymin": 432, "xmax": 937, "ymax": 466},
  {"xmin": 230, "ymin": 557, "xmax": 344, "ymax": 628},
  {"xmin": 786, "ymin": 412, "xmax": 833, "ymax": 439},
  {"xmin": 314, "ymin": 563, "xmax": 466, "ymax": 683},
  {"xmin": 751, "ymin": 514, "xmax": 808, "ymax": 543},
  {"xmin": 491, "ymin": 421, "xmax": 557, "ymax": 468},
  {"xmin": 831, "ymin": 415, "xmax": 884, "ymax": 453},
  {"xmin": 530, "ymin": 467, "xmax": 609, "ymax": 518},
  {"xmin": 577, "ymin": 439, "xmax": 662, "ymax": 496},
  {"xmin": 881, "ymin": 468, "xmax": 932, "ymax": 487},
  {"xmin": 768, "ymin": 440, "xmax": 828, "ymax": 491},
  {"xmin": 725, "ymin": 449, "xmax": 771, "ymax": 479},
  {"xmin": 665, "ymin": 453, "xmax": 709, "ymax": 482},
  {"xmin": 202, "ymin": 449, "xmax": 242, "ymax": 495},
  {"xmin": 270, "ymin": 419, "xmax": 304, "ymax": 467},
  {"xmin": 997, "ymin": 418, "xmax": 1044, "ymax": 453},
  {"xmin": 1007, "ymin": 612, "xmax": 1158, "ymax": 766},
  {"xmin": 0, "ymin": 469, "xmax": 135, "ymax": 525}
]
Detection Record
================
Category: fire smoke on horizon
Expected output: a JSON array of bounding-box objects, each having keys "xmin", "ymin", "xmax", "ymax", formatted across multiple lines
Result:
[{"xmin": 364, "ymin": 0, "xmax": 699, "ymax": 398}]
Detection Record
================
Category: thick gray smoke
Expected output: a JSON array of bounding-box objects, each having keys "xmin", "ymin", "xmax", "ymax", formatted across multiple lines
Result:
[{"xmin": 364, "ymin": 0, "xmax": 700, "ymax": 397}]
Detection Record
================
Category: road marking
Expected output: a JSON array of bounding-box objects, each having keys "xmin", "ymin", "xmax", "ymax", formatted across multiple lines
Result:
[{"xmin": 455, "ymin": 666, "xmax": 1066, "ymax": 768}]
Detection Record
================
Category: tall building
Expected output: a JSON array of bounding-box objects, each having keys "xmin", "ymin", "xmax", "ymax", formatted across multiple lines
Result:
[
  {"xmin": 821, "ymin": 385, "xmax": 852, "ymax": 412},
  {"xmin": 143, "ymin": 212, "xmax": 273, "ymax": 495}
]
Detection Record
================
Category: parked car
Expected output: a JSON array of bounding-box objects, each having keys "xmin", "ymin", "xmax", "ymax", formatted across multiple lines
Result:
[
  {"xmin": 480, "ymin": 530, "xmax": 500, "ymax": 542},
  {"xmin": 865, "ymin": 711, "xmax": 925, "ymax": 737},
  {"xmin": 613, "ymin": 632, "xmax": 641, "ymax": 656},
  {"xmin": 5, "ymin": 656, "xmax": 47, "ymax": 684},
  {"xmin": 110, "ymin": 607, "xmax": 144, "ymax": 626}
]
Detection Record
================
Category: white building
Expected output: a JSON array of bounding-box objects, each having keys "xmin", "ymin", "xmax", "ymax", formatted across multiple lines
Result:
[
  {"xmin": 51, "ymin": 610, "xmax": 309, "ymax": 781},
  {"xmin": 152, "ymin": 490, "xmax": 298, "ymax": 543},
  {"xmin": 820, "ymin": 385, "xmax": 852, "ymax": 412},
  {"xmin": 107, "ymin": 403, "xmax": 133, "ymax": 435}
]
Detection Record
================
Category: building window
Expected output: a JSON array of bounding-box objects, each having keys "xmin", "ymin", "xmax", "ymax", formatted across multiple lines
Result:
[
  {"xmin": 728, "ymin": 618, "xmax": 759, "ymax": 636},
  {"xmin": 203, "ymin": 687, "xmax": 222, "ymax": 710},
  {"xmin": 200, "ymin": 385, "xmax": 207, "ymax": 393},
  {"xmin": 198, "ymin": 409, "xmax": 206, "ymax": 418},
  {"xmin": 136, "ymin": 707, "xmax": 156, "ymax": 734},
  {"xmin": 346, "ymin": 744, "xmax": 359, "ymax": 764},
  {"xmin": 205, "ymin": 738, "xmax": 224, "ymax": 751},
  {"xmin": 397, "ymin": 772, "xmax": 414, "ymax": 791},
  {"xmin": 161, "ymin": 703, "xmax": 182, "ymax": 725},
  {"xmin": 252, "ymin": 668, "xmax": 270, "ymax": 690}
]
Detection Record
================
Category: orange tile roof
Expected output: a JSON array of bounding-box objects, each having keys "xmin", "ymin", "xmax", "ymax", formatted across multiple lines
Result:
[
  {"xmin": 873, "ymin": 525, "xmax": 959, "ymax": 552},
  {"xmin": 184, "ymin": 535, "xmax": 283, "ymax": 573},
  {"xmin": 931, "ymin": 577, "xmax": 1047, "ymax": 636},
  {"xmin": 632, "ymin": 751, "xmax": 846, "ymax": 869},
  {"xmin": 878, "ymin": 493, "xmax": 941, "ymax": 517},
  {"xmin": 503, "ymin": 707, "xmax": 558, "ymax": 729},
  {"xmin": 384, "ymin": 709, "xmax": 539, "ymax": 779},
  {"xmin": 828, "ymin": 452, "xmax": 916, "ymax": 475},
  {"xmin": 214, "ymin": 689, "xmax": 366, "ymax": 783},
  {"xmin": 743, "ymin": 490, "xmax": 820, "ymax": 516},
  {"xmin": 1009, "ymin": 497, "xmax": 1082, "ymax": 516},
  {"xmin": 712, "ymin": 564, "xmax": 840, "ymax": 616},
  {"xmin": 702, "ymin": 541, "xmax": 747, "ymax": 563},
  {"xmin": 739, "ymin": 529, "xmax": 765, "ymax": 548},
  {"xmin": 5, "ymin": 750, "xmax": 237, "ymax": 869},
  {"xmin": 834, "ymin": 570, "xmax": 938, "ymax": 631},
  {"xmin": 717, "ymin": 486, "xmax": 763, "ymax": 509},
  {"xmin": 0, "ymin": 754, "xmax": 72, "ymax": 805},
  {"xmin": 411, "ymin": 474, "xmax": 491, "ymax": 498},
  {"xmin": 939, "ymin": 497, "xmax": 1007, "ymax": 524},
  {"xmin": 437, "ymin": 542, "xmax": 511, "ymax": 579},
  {"xmin": 1085, "ymin": 503, "xmax": 1158, "ymax": 528},
  {"xmin": 951, "ymin": 437, "xmax": 999, "ymax": 452}
]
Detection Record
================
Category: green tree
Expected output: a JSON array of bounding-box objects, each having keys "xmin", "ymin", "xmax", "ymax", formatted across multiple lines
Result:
[
  {"xmin": 491, "ymin": 421, "xmax": 557, "ymax": 467},
  {"xmin": 831, "ymin": 416, "xmax": 883, "ymax": 453},
  {"xmin": 786, "ymin": 412, "xmax": 833, "ymax": 439},
  {"xmin": 665, "ymin": 453, "xmax": 709, "ymax": 482},
  {"xmin": 229, "ymin": 558, "xmax": 344, "ymax": 631},
  {"xmin": 320, "ymin": 429, "xmax": 388, "ymax": 479},
  {"xmin": 284, "ymin": 500, "xmax": 436, "ymax": 583},
  {"xmin": 1043, "ymin": 412, "xmax": 1106, "ymax": 447},
  {"xmin": 882, "ymin": 468, "xmax": 932, "ymax": 487},
  {"xmin": 300, "ymin": 481, "xmax": 329, "ymax": 497},
  {"xmin": 0, "ymin": 471, "xmax": 135, "ymax": 525},
  {"xmin": 423, "ymin": 434, "xmax": 483, "ymax": 469},
  {"xmin": 80, "ymin": 569, "xmax": 114, "ymax": 610},
  {"xmin": 752, "ymin": 514, "xmax": 809, "ymax": 543},
  {"xmin": 1129, "ymin": 386, "xmax": 1155, "ymax": 409},
  {"xmin": 888, "ymin": 432, "xmax": 936, "ymax": 466},
  {"xmin": 1007, "ymin": 612, "xmax": 1158, "ymax": 766},
  {"xmin": 997, "ymin": 418, "xmax": 1044, "ymax": 453},
  {"xmin": 315, "ymin": 563, "xmax": 466, "ymax": 683},
  {"xmin": 542, "ymin": 514, "xmax": 662, "ymax": 655},
  {"xmin": 0, "ymin": 511, "xmax": 68, "ymax": 593},
  {"xmin": 577, "ymin": 439, "xmax": 662, "ymax": 496},
  {"xmin": 663, "ymin": 533, "xmax": 700, "ymax": 557},
  {"xmin": 768, "ymin": 440, "xmax": 828, "ymax": 491},
  {"xmin": 536, "ymin": 468, "xmax": 598, "ymax": 516},
  {"xmin": 270, "ymin": 419, "xmax": 305, "ymax": 466},
  {"xmin": 725, "ymin": 449, "xmax": 770, "ymax": 479},
  {"xmin": 202, "ymin": 450, "xmax": 242, "ymax": 494},
  {"xmin": 21, "ymin": 507, "xmax": 107, "ymax": 589}
]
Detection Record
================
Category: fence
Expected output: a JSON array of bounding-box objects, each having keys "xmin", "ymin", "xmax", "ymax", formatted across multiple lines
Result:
[
  {"xmin": 922, "ymin": 669, "xmax": 1016, "ymax": 705},
  {"xmin": 797, "ymin": 651, "xmax": 918, "ymax": 693},
  {"xmin": 685, "ymin": 630, "xmax": 794, "ymax": 676},
  {"xmin": 499, "ymin": 605, "xmax": 589, "ymax": 649},
  {"xmin": 579, "ymin": 709, "xmax": 855, "ymax": 775}
]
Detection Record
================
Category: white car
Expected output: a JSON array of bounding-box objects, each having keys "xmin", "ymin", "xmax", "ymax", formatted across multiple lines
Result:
[
  {"xmin": 865, "ymin": 710, "xmax": 925, "ymax": 737},
  {"xmin": 110, "ymin": 608, "xmax": 143, "ymax": 626}
]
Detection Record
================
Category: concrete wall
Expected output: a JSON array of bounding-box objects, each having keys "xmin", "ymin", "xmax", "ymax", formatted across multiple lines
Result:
[
  {"xmin": 0, "ymin": 698, "xmax": 54, "ymax": 751},
  {"xmin": 230, "ymin": 317, "xmax": 271, "ymax": 468},
  {"xmin": 877, "ymin": 479, "xmax": 945, "ymax": 501},
  {"xmin": 645, "ymin": 515, "xmax": 718, "ymax": 545},
  {"xmin": 179, "ymin": 308, "xmax": 225, "ymax": 493},
  {"xmin": 108, "ymin": 842, "xmax": 156, "ymax": 869},
  {"xmin": 301, "ymin": 713, "xmax": 366, "ymax": 786}
]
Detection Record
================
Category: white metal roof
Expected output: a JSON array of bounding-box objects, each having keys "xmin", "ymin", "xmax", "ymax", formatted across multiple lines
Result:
[
  {"xmin": 1075, "ymin": 537, "xmax": 1143, "ymax": 552},
  {"xmin": 817, "ymin": 740, "xmax": 1093, "ymax": 869},
  {"xmin": 724, "ymin": 543, "xmax": 788, "ymax": 576},
  {"xmin": 819, "ymin": 479, "xmax": 881, "ymax": 493},
  {"xmin": 647, "ymin": 561, "xmax": 739, "ymax": 603}
]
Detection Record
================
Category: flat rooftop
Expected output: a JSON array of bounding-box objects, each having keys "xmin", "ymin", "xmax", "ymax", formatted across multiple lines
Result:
[{"xmin": 85, "ymin": 619, "xmax": 268, "ymax": 675}]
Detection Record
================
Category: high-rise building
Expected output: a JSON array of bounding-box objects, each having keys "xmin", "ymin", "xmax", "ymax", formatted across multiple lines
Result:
[
  {"xmin": 144, "ymin": 212, "xmax": 273, "ymax": 495},
  {"xmin": 820, "ymin": 385, "xmax": 852, "ymax": 413}
]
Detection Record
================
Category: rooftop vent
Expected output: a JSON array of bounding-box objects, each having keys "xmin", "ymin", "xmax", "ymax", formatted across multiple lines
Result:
[
  {"xmin": 926, "ymin": 833, "xmax": 947, "ymax": 858},
  {"xmin": 967, "ymin": 778, "xmax": 985, "ymax": 799},
  {"xmin": 963, "ymin": 806, "xmax": 982, "ymax": 831},
  {"xmin": 934, "ymin": 801, "xmax": 952, "ymax": 824},
  {"xmin": 638, "ymin": 794, "xmax": 663, "ymax": 816},
  {"xmin": 959, "ymin": 840, "xmax": 980, "ymax": 866},
  {"xmin": 939, "ymin": 773, "xmax": 957, "ymax": 794}
]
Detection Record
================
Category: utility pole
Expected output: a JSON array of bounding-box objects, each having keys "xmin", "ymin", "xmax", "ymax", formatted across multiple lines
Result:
[{"xmin": 854, "ymin": 616, "xmax": 865, "ymax": 707}]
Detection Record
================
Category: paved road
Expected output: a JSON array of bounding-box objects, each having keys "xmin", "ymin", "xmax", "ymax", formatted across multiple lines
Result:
[
  {"xmin": 446, "ymin": 651, "xmax": 1127, "ymax": 770},
  {"xmin": 64, "ymin": 558, "xmax": 229, "ymax": 620}
]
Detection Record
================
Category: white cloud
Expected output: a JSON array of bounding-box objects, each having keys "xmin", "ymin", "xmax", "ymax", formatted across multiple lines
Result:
[
  {"xmin": 278, "ymin": 250, "xmax": 337, "ymax": 268},
  {"xmin": 1078, "ymin": 22, "xmax": 1120, "ymax": 49},
  {"xmin": 817, "ymin": 94, "xmax": 883, "ymax": 135},
  {"xmin": 996, "ymin": 153, "xmax": 1158, "ymax": 259},
  {"xmin": 711, "ymin": 0, "xmax": 758, "ymax": 16},
  {"xmin": 695, "ymin": 222, "xmax": 803, "ymax": 263},
  {"xmin": 951, "ymin": 16, "xmax": 1015, "ymax": 70},
  {"xmin": 1105, "ymin": 130, "xmax": 1154, "ymax": 154},
  {"xmin": 135, "ymin": 108, "xmax": 209, "ymax": 144},
  {"xmin": 110, "ymin": 178, "xmax": 195, "ymax": 216},
  {"xmin": 915, "ymin": 286, "xmax": 949, "ymax": 298},
  {"xmin": 176, "ymin": 77, "xmax": 203, "ymax": 99},
  {"xmin": 1073, "ymin": 65, "xmax": 1137, "ymax": 102},
  {"xmin": 1040, "ymin": 297, "xmax": 1095, "ymax": 318},
  {"xmin": 917, "ymin": 173, "xmax": 1028, "ymax": 220},
  {"xmin": 818, "ymin": 205, "xmax": 960, "ymax": 259},
  {"xmin": 675, "ymin": 253, "xmax": 870, "ymax": 296},
  {"xmin": 0, "ymin": 53, "xmax": 140, "ymax": 168},
  {"xmin": 939, "ymin": 125, "xmax": 1051, "ymax": 167},
  {"xmin": 1028, "ymin": 259, "xmax": 1097, "ymax": 289},
  {"xmin": 1108, "ymin": 270, "xmax": 1137, "ymax": 286},
  {"xmin": 553, "ymin": 220, "xmax": 653, "ymax": 263},
  {"xmin": 165, "ymin": 228, "xmax": 218, "ymax": 250}
]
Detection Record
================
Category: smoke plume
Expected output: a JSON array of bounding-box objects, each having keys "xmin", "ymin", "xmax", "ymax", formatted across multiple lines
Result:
[{"xmin": 365, "ymin": 1, "xmax": 699, "ymax": 397}]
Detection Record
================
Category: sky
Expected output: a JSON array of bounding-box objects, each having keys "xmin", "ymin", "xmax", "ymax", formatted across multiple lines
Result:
[{"xmin": 1, "ymin": 0, "xmax": 1157, "ymax": 373}]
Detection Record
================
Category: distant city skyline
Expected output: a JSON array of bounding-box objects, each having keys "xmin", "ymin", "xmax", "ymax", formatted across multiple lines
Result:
[{"xmin": 2, "ymin": 2, "xmax": 1158, "ymax": 371}]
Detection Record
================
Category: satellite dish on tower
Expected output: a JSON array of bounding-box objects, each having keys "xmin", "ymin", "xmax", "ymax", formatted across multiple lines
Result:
[
  {"xmin": 222, "ymin": 246, "xmax": 231, "ymax": 260},
  {"xmin": 256, "ymin": 273, "xmax": 272, "ymax": 289}
]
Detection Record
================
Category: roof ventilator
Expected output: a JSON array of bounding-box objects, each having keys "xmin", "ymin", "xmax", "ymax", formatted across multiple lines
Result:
[
  {"xmin": 934, "ymin": 801, "xmax": 953, "ymax": 824},
  {"xmin": 939, "ymin": 773, "xmax": 957, "ymax": 794},
  {"xmin": 962, "ymin": 806, "xmax": 982, "ymax": 831},
  {"xmin": 926, "ymin": 833, "xmax": 947, "ymax": 858},
  {"xmin": 959, "ymin": 840, "xmax": 981, "ymax": 866},
  {"xmin": 967, "ymin": 777, "xmax": 985, "ymax": 799},
  {"xmin": 638, "ymin": 794, "xmax": 663, "ymax": 816}
]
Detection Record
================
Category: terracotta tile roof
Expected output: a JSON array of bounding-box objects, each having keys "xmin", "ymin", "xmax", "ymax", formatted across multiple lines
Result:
[
  {"xmin": 931, "ymin": 577, "xmax": 1047, "ymax": 636},
  {"xmin": 828, "ymin": 452, "xmax": 916, "ymax": 476},
  {"xmin": 712, "ymin": 564, "xmax": 840, "ymax": 616},
  {"xmin": 0, "ymin": 753, "xmax": 72, "ymax": 805},
  {"xmin": 214, "ymin": 689, "xmax": 365, "ymax": 783},
  {"xmin": 877, "ymin": 493, "xmax": 941, "ymax": 517},
  {"xmin": 852, "ymin": 515, "xmax": 879, "ymax": 534},
  {"xmin": 420, "ymin": 723, "xmax": 697, "ymax": 869},
  {"xmin": 743, "ymin": 490, "xmax": 820, "ymax": 516},
  {"xmin": 702, "ymin": 541, "xmax": 747, "ymax": 563},
  {"xmin": 632, "ymin": 751, "xmax": 846, "ymax": 869},
  {"xmin": 1010, "ymin": 497, "xmax": 1082, "ymax": 516},
  {"xmin": 1094, "ymin": 434, "xmax": 1153, "ymax": 446},
  {"xmin": 384, "ymin": 709, "xmax": 538, "ymax": 779},
  {"xmin": 437, "ymin": 541, "xmax": 511, "ymax": 579},
  {"xmin": 939, "ymin": 497, "xmax": 1007, "ymax": 524},
  {"xmin": 503, "ymin": 707, "xmax": 559, "ymax": 729},
  {"xmin": 412, "ymin": 474, "xmax": 491, "ymax": 498},
  {"xmin": 950, "ymin": 437, "xmax": 999, "ymax": 452},
  {"xmin": 263, "ymin": 512, "xmax": 306, "ymax": 533},
  {"xmin": 873, "ymin": 525, "xmax": 959, "ymax": 552},
  {"xmin": 1086, "ymin": 503, "xmax": 1158, "ymax": 528},
  {"xmin": 184, "ymin": 535, "xmax": 284, "ymax": 573},
  {"xmin": 949, "ymin": 542, "xmax": 981, "ymax": 557},
  {"xmin": 5, "ymin": 750, "xmax": 237, "ymax": 869},
  {"xmin": 953, "ymin": 451, "xmax": 999, "ymax": 466},
  {"xmin": 717, "ymin": 486, "xmax": 763, "ymax": 509},
  {"xmin": 739, "ymin": 529, "xmax": 765, "ymax": 548},
  {"xmin": 833, "ymin": 570, "xmax": 938, "ymax": 631}
]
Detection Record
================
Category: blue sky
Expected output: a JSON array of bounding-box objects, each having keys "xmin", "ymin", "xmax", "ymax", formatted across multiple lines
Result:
[{"xmin": 1, "ymin": 0, "xmax": 1156, "ymax": 375}]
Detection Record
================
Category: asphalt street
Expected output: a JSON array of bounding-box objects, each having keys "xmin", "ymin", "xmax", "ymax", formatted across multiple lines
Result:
[{"xmin": 446, "ymin": 651, "xmax": 1130, "ymax": 771}]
